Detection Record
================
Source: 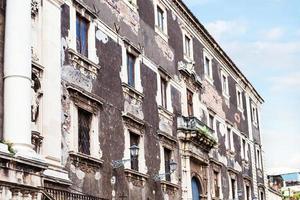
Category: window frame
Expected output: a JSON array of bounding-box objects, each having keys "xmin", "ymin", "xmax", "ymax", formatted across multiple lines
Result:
[
  {"xmin": 77, "ymin": 107, "xmax": 92, "ymax": 155},
  {"xmin": 127, "ymin": 52, "xmax": 136, "ymax": 88},
  {"xmin": 187, "ymin": 89, "xmax": 194, "ymax": 117},
  {"xmin": 221, "ymin": 70, "xmax": 230, "ymax": 99},
  {"xmin": 160, "ymin": 77, "xmax": 168, "ymax": 109},
  {"xmin": 203, "ymin": 50, "xmax": 213, "ymax": 83},
  {"xmin": 251, "ymin": 102, "xmax": 258, "ymax": 126},
  {"xmin": 182, "ymin": 30, "xmax": 194, "ymax": 62},
  {"xmin": 130, "ymin": 132, "xmax": 140, "ymax": 171},
  {"xmin": 76, "ymin": 13, "xmax": 89, "ymax": 57},
  {"xmin": 236, "ymin": 85, "xmax": 244, "ymax": 112},
  {"xmin": 163, "ymin": 147, "xmax": 172, "ymax": 182},
  {"xmin": 154, "ymin": 1, "xmax": 168, "ymax": 41},
  {"xmin": 213, "ymin": 170, "xmax": 221, "ymax": 198}
]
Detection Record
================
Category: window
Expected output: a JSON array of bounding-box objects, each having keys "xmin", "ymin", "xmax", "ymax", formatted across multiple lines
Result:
[
  {"xmin": 184, "ymin": 35, "xmax": 191, "ymax": 59},
  {"xmin": 130, "ymin": 132, "xmax": 140, "ymax": 171},
  {"xmin": 209, "ymin": 114, "xmax": 214, "ymax": 130},
  {"xmin": 157, "ymin": 6, "xmax": 164, "ymax": 32},
  {"xmin": 221, "ymin": 71, "xmax": 229, "ymax": 97},
  {"xmin": 204, "ymin": 56, "xmax": 213, "ymax": 80},
  {"xmin": 246, "ymin": 185, "xmax": 251, "ymax": 200},
  {"xmin": 213, "ymin": 171, "xmax": 220, "ymax": 198},
  {"xmin": 231, "ymin": 178, "xmax": 236, "ymax": 199},
  {"xmin": 78, "ymin": 108, "xmax": 92, "ymax": 155},
  {"xmin": 76, "ymin": 14, "xmax": 89, "ymax": 57},
  {"xmin": 256, "ymin": 148, "xmax": 262, "ymax": 169},
  {"xmin": 187, "ymin": 89, "xmax": 193, "ymax": 117},
  {"xmin": 242, "ymin": 138, "xmax": 248, "ymax": 161},
  {"xmin": 260, "ymin": 190, "xmax": 264, "ymax": 200},
  {"xmin": 164, "ymin": 148, "xmax": 172, "ymax": 182},
  {"xmin": 251, "ymin": 103, "xmax": 258, "ymax": 125},
  {"xmin": 227, "ymin": 127, "xmax": 234, "ymax": 152},
  {"xmin": 127, "ymin": 52, "xmax": 136, "ymax": 87},
  {"xmin": 236, "ymin": 87, "xmax": 244, "ymax": 111},
  {"xmin": 161, "ymin": 77, "xmax": 167, "ymax": 109}
]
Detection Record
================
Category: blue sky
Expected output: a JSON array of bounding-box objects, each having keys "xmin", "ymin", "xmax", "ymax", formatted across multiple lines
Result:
[{"xmin": 182, "ymin": 0, "xmax": 300, "ymax": 172}]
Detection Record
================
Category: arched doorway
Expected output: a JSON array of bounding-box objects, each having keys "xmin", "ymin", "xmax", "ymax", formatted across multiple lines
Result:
[{"xmin": 191, "ymin": 177, "xmax": 202, "ymax": 200}]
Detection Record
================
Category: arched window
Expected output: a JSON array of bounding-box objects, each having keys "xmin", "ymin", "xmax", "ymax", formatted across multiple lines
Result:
[{"xmin": 191, "ymin": 177, "xmax": 202, "ymax": 200}]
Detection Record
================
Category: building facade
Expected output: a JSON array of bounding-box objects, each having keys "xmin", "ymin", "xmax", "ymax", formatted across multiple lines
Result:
[{"xmin": 0, "ymin": 0, "xmax": 268, "ymax": 199}]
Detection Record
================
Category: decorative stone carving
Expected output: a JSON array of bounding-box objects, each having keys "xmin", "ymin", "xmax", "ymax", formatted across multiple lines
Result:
[
  {"xmin": 178, "ymin": 61, "xmax": 202, "ymax": 88},
  {"xmin": 158, "ymin": 108, "xmax": 173, "ymax": 136},
  {"xmin": 31, "ymin": 63, "xmax": 43, "ymax": 133},
  {"xmin": 101, "ymin": 0, "xmax": 140, "ymax": 34},
  {"xmin": 122, "ymin": 83, "xmax": 144, "ymax": 120},
  {"xmin": 31, "ymin": 0, "xmax": 39, "ymax": 18},
  {"xmin": 67, "ymin": 49, "xmax": 100, "ymax": 80}
]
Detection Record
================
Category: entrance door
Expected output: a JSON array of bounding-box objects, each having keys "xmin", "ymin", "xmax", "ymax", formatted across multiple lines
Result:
[{"xmin": 192, "ymin": 177, "xmax": 201, "ymax": 200}]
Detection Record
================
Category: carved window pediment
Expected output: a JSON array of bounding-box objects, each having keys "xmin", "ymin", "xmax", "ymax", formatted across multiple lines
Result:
[{"xmin": 178, "ymin": 61, "xmax": 202, "ymax": 89}]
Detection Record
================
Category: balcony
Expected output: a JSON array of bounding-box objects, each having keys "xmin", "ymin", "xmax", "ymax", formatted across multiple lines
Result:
[{"xmin": 177, "ymin": 116, "xmax": 217, "ymax": 152}]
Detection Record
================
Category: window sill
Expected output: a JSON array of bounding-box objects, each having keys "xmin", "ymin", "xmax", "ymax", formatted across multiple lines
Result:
[
  {"xmin": 204, "ymin": 75, "xmax": 214, "ymax": 85},
  {"xmin": 238, "ymin": 106, "xmax": 244, "ymax": 113},
  {"xmin": 124, "ymin": 168, "xmax": 149, "ymax": 187},
  {"xmin": 160, "ymin": 180, "xmax": 180, "ymax": 194},
  {"xmin": 252, "ymin": 121, "xmax": 258, "ymax": 128},
  {"xmin": 67, "ymin": 48, "xmax": 100, "ymax": 79},
  {"xmin": 222, "ymin": 92, "xmax": 230, "ymax": 100},
  {"xmin": 183, "ymin": 55, "xmax": 194, "ymax": 64},
  {"xmin": 122, "ymin": 82, "xmax": 144, "ymax": 99},
  {"xmin": 155, "ymin": 26, "xmax": 169, "ymax": 42},
  {"xmin": 68, "ymin": 151, "xmax": 103, "ymax": 169},
  {"xmin": 158, "ymin": 105, "xmax": 173, "ymax": 118},
  {"xmin": 122, "ymin": 0, "xmax": 138, "ymax": 12}
]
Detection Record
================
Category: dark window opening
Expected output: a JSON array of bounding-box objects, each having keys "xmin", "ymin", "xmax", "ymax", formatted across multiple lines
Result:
[
  {"xmin": 161, "ymin": 78, "xmax": 167, "ymax": 109},
  {"xmin": 187, "ymin": 89, "xmax": 193, "ymax": 117},
  {"xmin": 164, "ymin": 148, "xmax": 171, "ymax": 181},
  {"xmin": 209, "ymin": 114, "xmax": 214, "ymax": 129},
  {"xmin": 246, "ymin": 185, "xmax": 250, "ymax": 200},
  {"xmin": 76, "ymin": 14, "xmax": 89, "ymax": 57},
  {"xmin": 78, "ymin": 108, "xmax": 92, "ymax": 155},
  {"xmin": 130, "ymin": 132, "xmax": 139, "ymax": 171},
  {"xmin": 214, "ymin": 171, "xmax": 219, "ymax": 197},
  {"xmin": 127, "ymin": 53, "xmax": 136, "ymax": 87},
  {"xmin": 231, "ymin": 178, "xmax": 236, "ymax": 199}
]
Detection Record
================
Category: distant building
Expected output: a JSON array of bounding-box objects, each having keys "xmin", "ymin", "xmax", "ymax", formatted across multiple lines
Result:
[{"xmin": 268, "ymin": 171, "xmax": 300, "ymax": 199}]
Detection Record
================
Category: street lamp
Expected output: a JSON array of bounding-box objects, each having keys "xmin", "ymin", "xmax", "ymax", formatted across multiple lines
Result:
[
  {"xmin": 153, "ymin": 160, "xmax": 177, "ymax": 181},
  {"xmin": 112, "ymin": 145, "xmax": 139, "ymax": 169}
]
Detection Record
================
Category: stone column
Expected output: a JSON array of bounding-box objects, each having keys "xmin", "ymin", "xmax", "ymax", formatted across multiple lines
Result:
[{"xmin": 3, "ymin": 0, "xmax": 36, "ymax": 158}]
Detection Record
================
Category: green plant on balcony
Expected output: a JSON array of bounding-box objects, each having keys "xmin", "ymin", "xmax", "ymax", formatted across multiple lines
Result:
[
  {"xmin": 198, "ymin": 126, "xmax": 217, "ymax": 146},
  {"xmin": 0, "ymin": 140, "xmax": 15, "ymax": 155}
]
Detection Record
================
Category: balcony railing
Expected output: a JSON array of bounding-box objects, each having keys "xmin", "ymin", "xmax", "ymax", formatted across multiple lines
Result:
[
  {"xmin": 177, "ymin": 116, "xmax": 217, "ymax": 151},
  {"xmin": 44, "ymin": 187, "xmax": 108, "ymax": 200}
]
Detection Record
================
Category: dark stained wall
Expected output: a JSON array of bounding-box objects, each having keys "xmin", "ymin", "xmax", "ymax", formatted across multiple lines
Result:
[{"xmin": 0, "ymin": 0, "xmax": 5, "ymax": 140}]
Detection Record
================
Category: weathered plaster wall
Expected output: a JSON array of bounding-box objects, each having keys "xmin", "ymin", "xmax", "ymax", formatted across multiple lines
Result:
[{"xmin": 0, "ymin": 0, "xmax": 5, "ymax": 139}]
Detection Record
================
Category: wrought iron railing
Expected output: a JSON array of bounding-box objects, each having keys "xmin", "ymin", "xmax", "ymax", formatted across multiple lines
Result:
[{"xmin": 44, "ymin": 188, "xmax": 107, "ymax": 200}]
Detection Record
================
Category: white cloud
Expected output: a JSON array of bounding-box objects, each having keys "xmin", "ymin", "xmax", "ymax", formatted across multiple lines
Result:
[
  {"xmin": 269, "ymin": 72, "xmax": 300, "ymax": 92},
  {"xmin": 205, "ymin": 20, "xmax": 248, "ymax": 41},
  {"xmin": 263, "ymin": 27, "xmax": 284, "ymax": 40}
]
